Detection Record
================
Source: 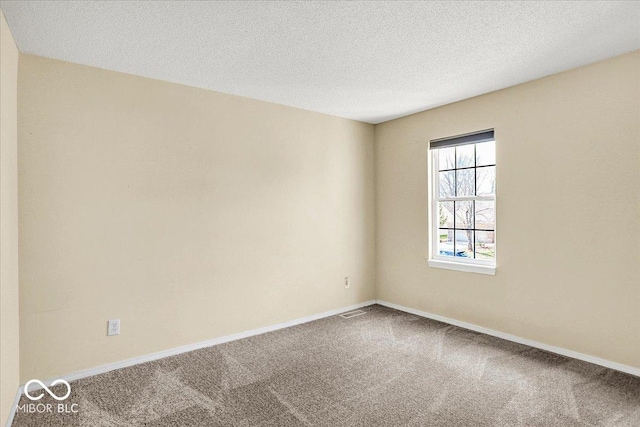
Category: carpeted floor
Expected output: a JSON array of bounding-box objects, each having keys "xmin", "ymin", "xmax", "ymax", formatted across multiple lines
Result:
[{"xmin": 12, "ymin": 304, "xmax": 640, "ymax": 426}]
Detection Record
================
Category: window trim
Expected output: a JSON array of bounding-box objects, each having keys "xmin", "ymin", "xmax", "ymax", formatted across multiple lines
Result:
[
  {"xmin": 427, "ymin": 136, "xmax": 497, "ymax": 274},
  {"xmin": 428, "ymin": 258, "xmax": 496, "ymax": 275}
]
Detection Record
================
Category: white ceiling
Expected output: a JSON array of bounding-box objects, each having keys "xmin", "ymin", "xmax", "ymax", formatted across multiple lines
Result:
[{"xmin": 1, "ymin": 1, "xmax": 639, "ymax": 124}]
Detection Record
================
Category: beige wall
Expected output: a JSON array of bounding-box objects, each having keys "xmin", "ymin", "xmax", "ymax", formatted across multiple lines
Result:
[
  {"xmin": 375, "ymin": 51, "xmax": 640, "ymax": 369},
  {"xmin": 17, "ymin": 54, "xmax": 375, "ymax": 381},
  {"xmin": 11, "ymin": 43, "xmax": 640, "ymax": 388},
  {"xmin": 0, "ymin": 10, "xmax": 20, "ymax": 426}
]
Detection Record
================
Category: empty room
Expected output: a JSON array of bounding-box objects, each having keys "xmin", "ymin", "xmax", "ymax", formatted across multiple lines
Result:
[{"xmin": 1, "ymin": 1, "xmax": 639, "ymax": 426}]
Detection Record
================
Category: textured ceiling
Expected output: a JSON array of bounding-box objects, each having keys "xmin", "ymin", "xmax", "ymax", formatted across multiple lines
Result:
[{"xmin": 1, "ymin": 1, "xmax": 639, "ymax": 124}]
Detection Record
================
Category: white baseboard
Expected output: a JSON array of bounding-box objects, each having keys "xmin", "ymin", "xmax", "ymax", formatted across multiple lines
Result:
[
  {"xmin": 4, "ymin": 386, "xmax": 22, "ymax": 427},
  {"xmin": 6, "ymin": 299, "xmax": 376, "ymax": 425},
  {"xmin": 375, "ymin": 299, "xmax": 640, "ymax": 378}
]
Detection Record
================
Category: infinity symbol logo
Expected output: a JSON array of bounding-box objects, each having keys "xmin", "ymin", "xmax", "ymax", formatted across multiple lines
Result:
[{"xmin": 24, "ymin": 379, "xmax": 71, "ymax": 401}]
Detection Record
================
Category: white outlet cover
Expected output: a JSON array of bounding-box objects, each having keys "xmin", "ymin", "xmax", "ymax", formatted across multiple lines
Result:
[{"xmin": 107, "ymin": 319, "xmax": 120, "ymax": 336}]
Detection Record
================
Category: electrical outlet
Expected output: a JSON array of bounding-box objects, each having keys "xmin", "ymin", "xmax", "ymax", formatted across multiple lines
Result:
[
  {"xmin": 345, "ymin": 276, "xmax": 350, "ymax": 289},
  {"xmin": 107, "ymin": 319, "xmax": 120, "ymax": 336}
]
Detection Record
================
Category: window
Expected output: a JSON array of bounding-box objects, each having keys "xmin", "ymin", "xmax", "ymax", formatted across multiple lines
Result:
[{"xmin": 429, "ymin": 129, "xmax": 496, "ymax": 275}]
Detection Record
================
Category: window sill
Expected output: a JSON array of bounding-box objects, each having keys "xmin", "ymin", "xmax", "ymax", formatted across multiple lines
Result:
[{"xmin": 428, "ymin": 259, "xmax": 496, "ymax": 275}]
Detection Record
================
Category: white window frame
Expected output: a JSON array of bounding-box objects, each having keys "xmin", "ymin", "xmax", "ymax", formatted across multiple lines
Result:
[{"xmin": 428, "ymin": 136, "xmax": 496, "ymax": 275}]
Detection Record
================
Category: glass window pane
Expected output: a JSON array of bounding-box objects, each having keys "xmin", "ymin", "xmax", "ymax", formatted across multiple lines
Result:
[
  {"xmin": 455, "ymin": 230, "xmax": 474, "ymax": 258},
  {"xmin": 475, "ymin": 231, "xmax": 495, "ymax": 260},
  {"xmin": 438, "ymin": 147, "xmax": 455, "ymax": 170},
  {"xmin": 439, "ymin": 171, "xmax": 455, "ymax": 198},
  {"xmin": 456, "ymin": 144, "xmax": 474, "ymax": 168},
  {"xmin": 437, "ymin": 229, "xmax": 455, "ymax": 257},
  {"xmin": 456, "ymin": 169, "xmax": 475, "ymax": 196},
  {"xmin": 455, "ymin": 201, "xmax": 473, "ymax": 229},
  {"xmin": 476, "ymin": 140, "xmax": 495, "ymax": 166},
  {"xmin": 475, "ymin": 201, "xmax": 495, "ymax": 230},
  {"xmin": 476, "ymin": 166, "xmax": 495, "ymax": 196},
  {"xmin": 438, "ymin": 201, "xmax": 454, "ymax": 228}
]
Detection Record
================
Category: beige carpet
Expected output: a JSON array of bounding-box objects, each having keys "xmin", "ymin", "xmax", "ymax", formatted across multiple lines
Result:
[{"xmin": 12, "ymin": 305, "xmax": 640, "ymax": 426}]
